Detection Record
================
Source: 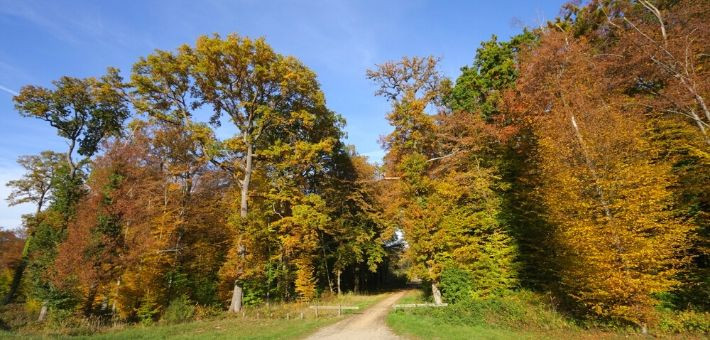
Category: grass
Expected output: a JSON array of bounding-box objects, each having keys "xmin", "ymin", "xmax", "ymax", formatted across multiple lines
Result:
[
  {"xmin": 386, "ymin": 290, "xmax": 707, "ymax": 340},
  {"xmin": 1, "ymin": 318, "xmax": 332, "ymax": 339},
  {"xmin": 1, "ymin": 292, "xmax": 391, "ymax": 339}
]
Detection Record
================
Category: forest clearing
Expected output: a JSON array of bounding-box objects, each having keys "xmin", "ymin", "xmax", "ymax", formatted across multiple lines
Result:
[{"xmin": 0, "ymin": 0, "xmax": 708, "ymax": 339}]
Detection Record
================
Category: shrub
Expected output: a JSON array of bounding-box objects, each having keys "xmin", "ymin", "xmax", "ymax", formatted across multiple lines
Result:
[
  {"xmin": 194, "ymin": 304, "xmax": 222, "ymax": 320},
  {"xmin": 658, "ymin": 310, "xmax": 710, "ymax": 334},
  {"xmin": 439, "ymin": 266, "xmax": 473, "ymax": 304},
  {"xmin": 162, "ymin": 294, "xmax": 195, "ymax": 324},
  {"xmin": 403, "ymin": 290, "xmax": 572, "ymax": 331},
  {"xmin": 136, "ymin": 294, "xmax": 160, "ymax": 326}
]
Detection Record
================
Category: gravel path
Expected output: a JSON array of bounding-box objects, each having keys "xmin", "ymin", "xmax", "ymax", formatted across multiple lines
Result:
[{"xmin": 305, "ymin": 291, "xmax": 406, "ymax": 340}]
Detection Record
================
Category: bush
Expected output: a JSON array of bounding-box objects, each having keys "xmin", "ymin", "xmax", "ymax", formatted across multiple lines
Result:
[
  {"xmin": 403, "ymin": 290, "xmax": 572, "ymax": 331},
  {"xmin": 136, "ymin": 294, "xmax": 160, "ymax": 326},
  {"xmin": 439, "ymin": 266, "xmax": 473, "ymax": 304},
  {"xmin": 162, "ymin": 295, "xmax": 195, "ymax": 324},
  {"xmin": 658, "ymin": 310, "xmax": 710, "ymax": 334},
  {"xmin": 194, "ymin": 304, "xmax": 222, "ymax": 320}
]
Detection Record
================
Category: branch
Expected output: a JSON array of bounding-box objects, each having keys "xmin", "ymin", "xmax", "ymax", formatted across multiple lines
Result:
[{"xmin": 426, "ymin": 150, "xmax": 459, "ymax": 163}]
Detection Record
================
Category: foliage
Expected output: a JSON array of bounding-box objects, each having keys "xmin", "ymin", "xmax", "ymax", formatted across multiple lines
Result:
[
  {"xmin": 136, "ymin": 293, "xmax": 160, "ymax": 326},
  {"xmin": 4, "ymin": 0, "xmax": 708, "ymax": 335},
  {"xmin": 447, "ymin": 31, "xmax": 536, "ymax": 119},
  {"xmin": 439, "ymin": 266, "xmax": 473, "ymax": 304},
  {"xmin": 162, "ymin": 295, "xmax": 195, "ymax": 324},
  {"xmin": 370, "ymin": 57, "xmax": 518, "ymax": 301},
  {"xmin": 658, "ymin": 309, "xmax": 710, "ymax": 334}
]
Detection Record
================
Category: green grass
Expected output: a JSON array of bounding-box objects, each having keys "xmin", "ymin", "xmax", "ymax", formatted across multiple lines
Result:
[
  {"xmin": 0, "ymin": 318, "xmax": 332, "ymax": 339},
  {"xmin": 0, "ymin": 292, "xmax": 392, "ymax": 339},
  {"xmin": 386, "ymin": 310, "xmax": 639, "ymax": 340},
  {"xmin": 385, "ymin": 290, "xmax": 706, "ymax": 340},
  {"xmin": 84, "ymin": 318, "xmax": 331, "ymax": 340},
  {"xmin": 393, "ymin": 290, "xmax": 429, "ymax": 305}
]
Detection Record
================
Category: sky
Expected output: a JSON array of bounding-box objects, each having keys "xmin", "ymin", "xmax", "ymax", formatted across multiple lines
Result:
[{"xmin": 0, "ymin": 0, "xmax": 565, "ymax": 229}]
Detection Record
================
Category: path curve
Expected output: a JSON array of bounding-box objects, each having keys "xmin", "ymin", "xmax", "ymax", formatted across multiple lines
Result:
[{"xmin": 305, "ymin": 291, "xmax": 406, "ymax": 340}]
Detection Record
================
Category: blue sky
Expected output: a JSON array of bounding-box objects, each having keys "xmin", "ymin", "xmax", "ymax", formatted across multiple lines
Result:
[{"xmin": 0, "ymin": 0, "xmax": 565, "ymax": 229}]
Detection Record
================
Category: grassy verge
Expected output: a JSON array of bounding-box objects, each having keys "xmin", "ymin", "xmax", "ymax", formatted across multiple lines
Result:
[
  {"xmin": 1, "ymin": 318, "xmax": 332, "ymax": 340},
  {"xmin": 386, "ymin": 290, "xmax": 706, "ymax": 340},
  {"xmin": 1, "ymin": 292, "xmax": 391, "ymax": 339}
]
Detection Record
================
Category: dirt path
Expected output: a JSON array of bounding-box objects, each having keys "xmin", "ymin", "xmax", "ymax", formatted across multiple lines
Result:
[{"xmin": 305, "ymin": 291, "xmax": 406, "ymax": 340}]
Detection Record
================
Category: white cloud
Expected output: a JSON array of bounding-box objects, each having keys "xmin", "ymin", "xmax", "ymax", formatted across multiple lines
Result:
[{"xmin": 0, "ymin": 84, "xmax": 18, "ymax": 96}]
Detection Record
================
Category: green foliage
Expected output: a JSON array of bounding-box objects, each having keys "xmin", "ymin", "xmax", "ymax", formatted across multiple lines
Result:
[
  {"xmin": 439, "ymin": 266, "xmax": 473, "ymax": 304},
  {"xmin": 390, "ymin": 290, "xmax": 573, "ymax": 332},
  {"xmin": 162, "ymin": 295, "xmax": 195, "ymax": 324},
  {"xmin": 658, "ymin": 309, "xmax": 710, "ymax": 334},
  {"xmin": 136, "ymin": 294, "xmax": 160, "ymax": 326},
  {"xmin": 14, "ymin": 68, "xmax": 130, "ymax": 160},
  {"xmin": 447, "ymin": 31, "xmax": 536, "ymax": 118}
]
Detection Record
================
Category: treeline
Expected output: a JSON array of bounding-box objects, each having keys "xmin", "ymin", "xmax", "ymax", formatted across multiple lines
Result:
[
  {"xmin": 372, "ymin": 0, "xmax": 707, "ymax": 328},
  {"xmin": 1, "ymin": 35, "xmax": 397, "ymax": 323},
  {"xmin": 1, "ymin": 0, "xmax": 707, "ymax": 332}
]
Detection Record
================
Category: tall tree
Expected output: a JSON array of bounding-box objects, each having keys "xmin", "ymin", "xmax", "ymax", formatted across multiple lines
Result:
[
  {"xmin": 511, "ymin": 30, "xmax": 691, "ymax": 326},
  {"xmin": 186, "ymin": 34, "xmax": 337, "ymax": 311},
  {"xmin": 2, "ymin": 151, "xmax": 63, "ymax": 305},
  {"xmin": 13, "ymin": 68, "xmax": 130, "ymax": 319}
]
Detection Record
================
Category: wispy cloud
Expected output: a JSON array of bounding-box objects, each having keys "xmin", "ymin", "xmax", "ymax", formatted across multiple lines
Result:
[
  {"xmin": 0, "ymin": 85, "xmax": 18, "ymax": 96},
  {"xmin": 0, "ymin": 1, "xmax": 154, "ymax": 51}
]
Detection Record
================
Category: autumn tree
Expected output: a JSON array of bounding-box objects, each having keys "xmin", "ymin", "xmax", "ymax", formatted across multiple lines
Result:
[
  {"xmin": 2, "ymin": 151, "xmax": 63, "ymax": 305},
  {"xmin": 12, "ymin": 70, "xmax": 130, "ymax": 319},
  {"xmin": 0, "ymin": 230, "xmax": 25, "ymax": 303},
  {"xmin": 510, "ymin": 29, "xmax": 691, "ymax": 326},
  {"xmin": 370, "ymin": 56, "xmax": 518, "ymax": 304},
  {"xmin": 183, "ymin": 34, "xmax": 348, "ymax": 309},
  {"xmin": 447, "ymin": 31, "xmax": 536, "ymax": 120}
]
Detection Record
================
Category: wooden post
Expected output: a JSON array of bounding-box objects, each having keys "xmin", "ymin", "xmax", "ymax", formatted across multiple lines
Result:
[
  {"xmin": 315, "ymin": 303, "xmax": 318, "ymax": 318},
  {"xmin": 300, "ymin": 312, "xmax": 304, "ymax": 320},
  {"xmin": 338, "ymin": 304, "xmax": 342, "ymax": 316},
  {"xmin": 287, "ymin": 313, "xmax": 290, "ymax": 320}
]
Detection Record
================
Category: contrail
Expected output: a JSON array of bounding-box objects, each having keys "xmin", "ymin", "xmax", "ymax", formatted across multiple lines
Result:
[{"xmin": 0, "ymin": 85, "xmax": 19, "ymax": 96}]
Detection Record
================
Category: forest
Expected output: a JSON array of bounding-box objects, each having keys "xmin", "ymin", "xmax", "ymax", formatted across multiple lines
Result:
[{"xmin": 1, "ymin": 0, "xmax": 708, "ymax": 338}]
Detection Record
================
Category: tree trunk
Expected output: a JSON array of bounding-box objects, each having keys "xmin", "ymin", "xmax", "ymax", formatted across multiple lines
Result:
[
  {"xmin": 229, "ymin": 143, "xmax": 253, "ymax": 313},
  {"xmin": 38, "ymin": 301, "xmax": 48, "ymax": 322},
  {"xmin": 431, "ymin": 282, "xmax": 443, "ymax": 305},
  {"xmin": 240, "ymin": 143, "xmax": 253, "ymax": 219},
  {"xmin": 353, "ymin": 266, "xmax": 360, "ymax": 293},
  {"xmin": 336, "ymin": 270, "xmax": 342, "ymax": 295},
  {"xmin": 84, "ymin": 282, "xmax": 98, "ymax": 316},
  {"xmin": 570, "ymin": 113, "xmax": 611, "ymax": 218},
  {"xmin": 228, "ymin": 282, "xmax": 243, "ymax": 313}
]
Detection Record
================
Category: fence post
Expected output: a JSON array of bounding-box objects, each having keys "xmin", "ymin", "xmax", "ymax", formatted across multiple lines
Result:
[
  {"xmin": 315, "ymin": 303, "xmax": 318, "ymax": 318},
  {"xmin": 338, "ymin": 304, "xmax": 342, "ymax": 316}
]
